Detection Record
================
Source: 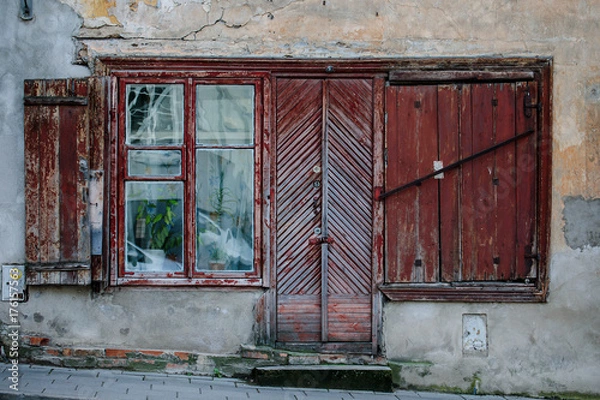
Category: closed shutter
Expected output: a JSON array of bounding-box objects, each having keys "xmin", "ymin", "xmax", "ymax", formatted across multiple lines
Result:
[
  {"xmin": 24, "ymin": 78, "xmax": 96, "ymax": 285},
  {"xmin": 384, "ymin": 75, "xmax": 545, "ymax": 299}
]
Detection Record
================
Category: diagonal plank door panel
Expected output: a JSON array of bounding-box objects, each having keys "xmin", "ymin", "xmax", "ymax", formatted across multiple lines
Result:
[
  {"xmin": 276, "ymin": 78, "xmax": 323, "ymax": 342},
  {"xmin": 275, "ymin": 78, "xmax": 374, "ymax": 345},
  {"xmin": 326, "ymin": 79, "xmax": 373, "ymax": 342}
]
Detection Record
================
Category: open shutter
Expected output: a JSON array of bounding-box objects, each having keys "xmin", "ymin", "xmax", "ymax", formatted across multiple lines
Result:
[{"xmin": 24, "ymin": 79, "xmax": 93, "ymax": 285}]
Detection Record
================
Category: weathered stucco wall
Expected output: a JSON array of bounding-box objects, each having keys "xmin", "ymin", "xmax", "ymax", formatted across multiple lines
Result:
[
  {"xmin": 21, "ymin": 287, "xmax": 261, "ymax": 354},
  {"xmin": 0, "ymin": 0, "xmax": 599, "ymax": 396}
]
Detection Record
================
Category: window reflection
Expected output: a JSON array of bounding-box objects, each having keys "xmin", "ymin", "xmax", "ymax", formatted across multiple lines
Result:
[
  {"xmin": 196, "ymin": 150, "xmax": 254, "ymax": 271},
  {"xmin": 126, "ymin": 84, "xmax": 184, "ymax": 145},
  {"xmin": 196, "ymin": 85, "xmax": 254, "ymax": 145},
  {"xmin": 128, "ymin": 150, "xmax": 182, "ymax": 176}
]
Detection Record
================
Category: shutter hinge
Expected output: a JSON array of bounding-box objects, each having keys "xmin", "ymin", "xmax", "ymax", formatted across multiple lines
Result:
[{"xmin": 523, "ymin": 92, "xmax": 541, "ymax": 118}]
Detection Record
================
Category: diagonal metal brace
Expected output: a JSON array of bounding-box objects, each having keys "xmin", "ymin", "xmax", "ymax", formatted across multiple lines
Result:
[{"xmin": 376, "ymin": 129, "xmax": 535, "ymax": 201}]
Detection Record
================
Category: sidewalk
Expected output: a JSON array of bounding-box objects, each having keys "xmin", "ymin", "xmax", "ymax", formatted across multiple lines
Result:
[{"xmin": 0, "ymin": 363, "xmax": 538, "ymax": 400}]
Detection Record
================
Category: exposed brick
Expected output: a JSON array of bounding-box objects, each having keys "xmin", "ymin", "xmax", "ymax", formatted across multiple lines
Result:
[
  {"xmin": 174, "ymin": 351, "xmax": 191, "ymax": 361},
  {"xmin": 44, "ymin": 347, "xmax": 61, "ymax": 356},
  {"xmin": 62, "ymin": 348, "xmax": 73, "ymax": 357},
  {"xmin": 24, "ymin": 336, "xmax": 50, "ymax": 347},
  {"xmin": 242, "ymin": 350, "xmax": 269, "ymax": 360},
  {"xmin": 105, "ymin": 348, "xmax": 129, "ymax": 358},
  {"xmin": 73, "ymin": 348, "xmax": 104, "ymax": 358},
  {"xmin": 137, "ymin": 350, "xmax": 165, "ymax": 357}
]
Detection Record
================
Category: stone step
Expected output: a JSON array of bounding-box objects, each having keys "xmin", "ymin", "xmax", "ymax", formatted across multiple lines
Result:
[
  {"xmin": 252, "ymin": 364, "xmax": 394, "ymax": 392},
  {"xmin": 240, "ymin": 345, "xmax": 387, "ymax": 366}
]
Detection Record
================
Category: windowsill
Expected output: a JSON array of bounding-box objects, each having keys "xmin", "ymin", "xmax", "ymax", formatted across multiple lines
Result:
[
  {"xmin": 116, "ymin": 276, "xmax": 263, "ymax": 287},
  {"xmin": 379, "ymin": 282, "xmax": 546, "ymax": 303}
]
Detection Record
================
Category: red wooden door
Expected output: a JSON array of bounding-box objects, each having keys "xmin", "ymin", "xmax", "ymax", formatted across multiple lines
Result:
[{"xmin": 275, "ymin": 78, "xmax": 375, "ymax": 351}]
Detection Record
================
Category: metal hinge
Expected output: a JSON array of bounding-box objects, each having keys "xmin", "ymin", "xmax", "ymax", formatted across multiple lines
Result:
[{"xmin": 524, "ymin": 92, "xmax": 541, "ymax": 118}]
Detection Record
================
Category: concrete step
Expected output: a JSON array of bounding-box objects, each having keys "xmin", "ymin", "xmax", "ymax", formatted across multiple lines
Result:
[
  {"xmin": 240, "ymin": 345, "xmax": 387, "ymax": 366},
  {"xmin": 253, "ymin": 364, "xmax": 394, "ymax": 392}
]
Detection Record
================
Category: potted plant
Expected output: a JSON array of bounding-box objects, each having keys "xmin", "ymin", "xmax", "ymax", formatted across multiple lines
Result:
[
  {"xmin": 208, "ymin": 245, "xmax": 229, "ymax": 270},
  {"xmin": 135, "ymin": 198, "xmax": 182, "ymax": 260},
  {"xmin": 208, "ymin": 168, "xmax": 236, "ymax": 223}
]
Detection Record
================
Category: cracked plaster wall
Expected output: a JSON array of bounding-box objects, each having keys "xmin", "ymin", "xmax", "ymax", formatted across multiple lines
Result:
[{"xmin": 0, "ymin": 0, "xmax": 599, "ymax": 396}]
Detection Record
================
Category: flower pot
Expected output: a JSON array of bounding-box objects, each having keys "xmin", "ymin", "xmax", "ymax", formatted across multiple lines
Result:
[{"xmin": 209, "ymin": 261, "xmax": 227, "ymax": 270}]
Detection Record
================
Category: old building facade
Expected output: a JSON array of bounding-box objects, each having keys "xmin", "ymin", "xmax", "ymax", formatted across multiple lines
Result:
[{"xmin": 1, "ymin": 0, "xmax": 599, "ymax": 396}]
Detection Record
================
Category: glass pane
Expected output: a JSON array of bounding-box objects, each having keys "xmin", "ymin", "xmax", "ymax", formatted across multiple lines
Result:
[
  {"xmin": 125, "ymin": 182, "xmax": 184, "ymax": 272},
  {"xmin": 196, "ymin": 149, "xmax": 254, "ymax": 271},
  {"xmin": 126, "ymin": 84, "xmax": 184, "ymax": 145},
  {"xmin": 128, "ymin": 150, "xmax": 182, "ymax": 176},
  {"xmin": 196, "ymin": 85, "xmax": 254, "ymax": 145}
]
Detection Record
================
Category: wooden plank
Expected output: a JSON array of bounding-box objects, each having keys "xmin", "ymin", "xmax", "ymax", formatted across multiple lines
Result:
[
  {"xmin": 459, "ymin": 84, "xmax": 476, "ymax": 281},
  {"xmin": 277, "ymin": 294, "xmax": 321, "ymax": 342},
  {"xmin": 327, "ymin": 295, "xmax": 371, "ymax": 342},
  {"xmin": 438, "ymin": 84, "xmax": 461, "ymax": 282},
  {"xmin": 470, "ymin": 84, "xmax": 496, "ymax": 280},
  {"xmin": 371, "ymin": 77, "xmax": 385, "ymax": 354},
  {"xmin": 494, "ymin": 83, "xmax": 517, "ymax": 280},
  {"xmin": 24, "ymin": 81, "xmax": 42, "ymax": 264},
  {"xmin": 39, "ymin": 85, "xmax": 61, "ymax": 263},
  {"xmin": 389, "ymin": 70, "xmax": 535, "ymax": 85},
  {"xmin": 384, "ymin": 86, "xmax": 398, "ymax": 283},
  {"xmin": 386, "ymin": 86, "xmax": 418, "ymax": 282},
  {"xmin": 515, "ymin": 81, "xmax": 538, "ymax": 280},
  {"xmin": 416, "ymin": 86, "xmax": 439, "ymax": 282}
]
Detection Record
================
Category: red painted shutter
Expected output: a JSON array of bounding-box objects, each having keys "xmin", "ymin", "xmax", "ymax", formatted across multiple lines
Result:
[
  {"xmin": 24, "ymin": 79, "xmax": 92, "ymax": 285},
  {"xmin": 386, "ymin": 81, "xmax": 538, "ymax": 284}
]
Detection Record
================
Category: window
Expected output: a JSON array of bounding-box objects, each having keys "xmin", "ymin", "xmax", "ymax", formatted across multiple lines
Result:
[
  {"xmin": 117, "ymin": 78, "xmax": 262, "ymax": 285},
  {"xmin": 379, "ymin": 68, "xmax": 551, "ymax": 302}
]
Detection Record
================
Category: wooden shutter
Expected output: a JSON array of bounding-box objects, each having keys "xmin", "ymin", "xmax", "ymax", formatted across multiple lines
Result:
[
  {"xmin": 24, "ymin": 79, "xmax": 93, "ymax": 285},
  {"xmin": 385, "ymin": 80, "xmax": 540, "ymax": 287}
]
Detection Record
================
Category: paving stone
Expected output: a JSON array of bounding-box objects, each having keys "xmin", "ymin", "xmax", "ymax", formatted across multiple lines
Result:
[{"xmin": 0, "ymin": 363, "xmax": 541, "ymax": 400}]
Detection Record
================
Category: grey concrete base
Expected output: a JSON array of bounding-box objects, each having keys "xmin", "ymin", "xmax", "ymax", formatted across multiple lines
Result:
[{"xmin": 253, "ymin": 365, "xmax": 394, "ymax": 392}]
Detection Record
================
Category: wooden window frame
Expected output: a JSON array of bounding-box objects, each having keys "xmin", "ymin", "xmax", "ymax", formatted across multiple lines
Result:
[
  {"xmin": 110, "ymin": 71, "xmax": 268, "ymax": 287},
  {"xmin": 379, "ymin": 65, "xmax": 552, "ymax": 303}
]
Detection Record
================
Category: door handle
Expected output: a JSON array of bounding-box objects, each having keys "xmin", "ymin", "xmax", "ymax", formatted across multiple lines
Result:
[{"xmin": 309, "ymin": 235, "xmax": 334, "ymax": 245}]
